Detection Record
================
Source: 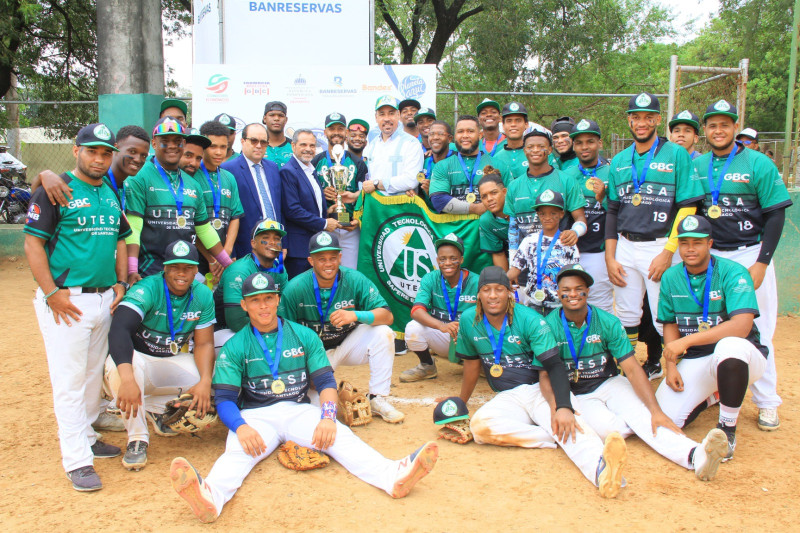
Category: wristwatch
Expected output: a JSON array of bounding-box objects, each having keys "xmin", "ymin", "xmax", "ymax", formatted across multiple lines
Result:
[{"xmin": 116, "ymin": 280, "xmax": 131, "ymax": 292}]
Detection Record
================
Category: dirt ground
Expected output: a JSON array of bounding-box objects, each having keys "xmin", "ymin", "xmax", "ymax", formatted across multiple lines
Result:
[{"xmin": 0, "ymin": 257, "xmax": 798, "ymax": 532}]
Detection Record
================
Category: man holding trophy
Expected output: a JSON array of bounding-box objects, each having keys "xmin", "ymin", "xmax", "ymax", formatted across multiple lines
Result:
[{"xmin": 312, "ymin": 113, "xmax": 369, "ymax": 269}]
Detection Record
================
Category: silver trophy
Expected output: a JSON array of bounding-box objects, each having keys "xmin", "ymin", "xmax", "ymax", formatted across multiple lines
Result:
[{"xmin": 321, "ymin": 144, "xmax": 356, "ymax": 224}]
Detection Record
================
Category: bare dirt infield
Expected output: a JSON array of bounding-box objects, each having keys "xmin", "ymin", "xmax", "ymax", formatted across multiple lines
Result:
[{"xmin": 1, "ymin": 258, "xmax": 797, "ymax": 532}]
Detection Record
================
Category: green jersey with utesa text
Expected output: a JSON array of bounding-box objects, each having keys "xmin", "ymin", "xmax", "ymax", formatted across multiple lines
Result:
[
  {"xmin": 278, "ymin": 266, "xmax": 389, "ymax": 350},
  {"xmin": 120, "ymin": 273, "xmax": 216, "ymax": 357},
  {"xmin": 562, "ymin": 162, "xmax": 610, "ymax": 253},
  {"xmin": 657, "ymin": 256, "xmax": 766, "ymax": 359},
  {"xmin": 124, "ymin": 157, "xmax": 209, "ymax": 276},
  {"xmin": 412, "ymin": 269, "xmax": 478, "ymax": 322},
  {"xmin": 456, "ymin": 305, "xmax": 559, "ymax": 392},
  {"xmin": 24, "ymin": 172, "xmax": 131, "ymax": 287},
  {"xmin": 212, "ymin": 319, "xmax": 332, "ymax": 409},
  {"xmin": 607, "ymin": 138, "xmax": 703, "ymax": 239},
  {"xmin": 545, "ymin": 305, "xmax": 634, "ymax": 395},
  {"xmin": 692, "ymin": 144, "xmax": 793, "ymax": 249},
  {"xmin": 479, "ymin": 211, "xmax": 510, "ymax": 253},
  {"xmin": 429, "ymin": 152, "xmax": 512, "ymax": 200},
  {"xmin": 492, "ymin": 145, "xmax": 528, "ymax": 181},
  {"xmin": 196, "ymin": 165, "xmax": 245, "ymax": 242},
  {"xmin": 265, "ymin": 140, "xmax": 294, "ymax": 168},
  {"xmin": 311, "ymin": 149, "xmax": 368, "ymax": 216},
  {"xmin": 215, "ymin": 254, "xmax": 289, "ymax": 332}
]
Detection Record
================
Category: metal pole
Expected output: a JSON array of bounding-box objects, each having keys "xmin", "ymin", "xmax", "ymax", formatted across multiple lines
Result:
[
  {"xmin": 219, "ymin": 0, "xmax": 226, "ymax": 63},
  {"xmin": 453, "ymin": 92, "xmax": 459, "ymax": 124},
  {"xmin": 668, "ymin": 55, "xmax": 678, "ymax": 121},
  {"xmin": 737, "ymin": 58, "xmax": 749, "ymax": 129},
  {"xmin": 783, "ymin": 0, "xmax": 800, "ymax": 178},
  {"xmin": 436, "ymin": 90, "xmax": 669, "ymax": 98},
  {"xmin": 369, "ymin": 0, "xmax": 375, "ymax": 65}
]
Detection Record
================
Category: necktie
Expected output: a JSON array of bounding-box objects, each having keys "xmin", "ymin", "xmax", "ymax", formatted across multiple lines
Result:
[{"xmin": 253, "ymin": 163, "xmax": 276, "ymax": 221}]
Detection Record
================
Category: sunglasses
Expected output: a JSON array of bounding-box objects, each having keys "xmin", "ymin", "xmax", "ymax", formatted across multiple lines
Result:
[
  {"xmin": 153, "ymin": 119, "xmax": 184, "ymax": 136},
  {"xmin": 245, "ymin": 137, "xmax": 269, "ymax": 147},
  {"xmin": 349, "ymin": 125, "xmax": 367, "ymax": 133}
]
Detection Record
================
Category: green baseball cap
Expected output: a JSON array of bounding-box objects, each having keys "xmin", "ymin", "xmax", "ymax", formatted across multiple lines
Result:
[
  {"xmin": 414, "ymin": 107, "xmax": 436, "ymax": 122},
  {"xmin": 375, "ymin": 95, "xmax": 399, "ymax": 111},
  {"xmin": 676, "ymin": 215, "xmax": 712, "ymax": 238},
  {"xmin": 534, "ymin": 189, "xmax": 565, "ymax": 210},
  {"xmin": 252, "ymin": 218, "xmax": 286, "ymax": 239},
  {"xmin": 160, "ymin": 98, "xmax": 188, "ymax": 117},
  {"xmin": 476, "ymin": 98, "xmax": 501, "ymax": 115},
  {"xmin": 627, "ymin": 92, "xmax": 660, "ymax": 114},
  {"xmin": 668, "ymin": 110, "xmax": 700, "ymax": 132},
  {"xmin": 325, "ymin": 112, "xmax": 347, "ymax": 128},
  {"xmin": 163, "ymin": 240, "xmax": 199, "ymax": 265},
  {"xmin": 242, "ymin": 272, "xmax": 280, "ymax": 297},
  {"xmin": 569, "ymin": 119, "xmax": 602, "ymax": 139},
  {"xmin": 434, "ymin": 232, "xmax": 464, "ymax": 255},
  {"xmin": 309, "ymin": 231, "xmax": 342, "ymax": 254},
  {"xmin": 703, "ymin": 99, "xmax": 739, "ymax": 123},
  {"xmin": 556, "ymin": 263, "xmax": 594, "ymax": 287},
  {"xmin": 75, "ymin": 123, "xmax": 118, "ymax": 151}
]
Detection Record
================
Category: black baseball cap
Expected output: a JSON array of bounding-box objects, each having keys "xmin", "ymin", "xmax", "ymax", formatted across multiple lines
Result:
[
  {"xmin": 550, "ymin": 116, "xmax": 575, "ymax": 134},
  {"xmin": 414, "ymin": 108, "xmax": 436, "ymax": 122},
  {"xmin": 152, "ymin": 117, "xmax": 186, "ymax": 138},
  {"xmin": 242, "ymin": 272, "xmax": 280, "ymax": 298},
  {"xmin": 76, "ymin": 123, "xmax": 118, "ymax": 151},
  {"xmin": 264, "ymin": 101, "xmax": 287, "ymax": 115},
  {"xmin": 703, "ymin": 99, "xmax": 739, "ymax": 123},
  {"xmin": 502, "ymin": 102, "xmax": 528, "ymax": 118},
  {"xmin": 534, "ymin": 189, "xmax": 565, "ymax": 210},
  {"xmin": 668, "ymin": 110, "xmax": 700, "ymax": 132},
  {"xmin": 523, "ymin": 129, "xmax": 553, "ymax": 146},
  {"xmin": 252, "ymin": 218, "xmax": 286, "ymax": 239},
  {"xmin": 556, "ymin": 263, "xmax": 594, "ymax": 287},
  {"xmin": 434, "ymin": 233, "xmax": 464, "ymax": 255},
  {"xmin": 570, "ymin": 119, "xmax": 602, "ymax": 138},
  {"xmin": 213, "ymin": 113, "xmax": 237, "ymax": 131},
  {"xmin": 627, "ymin": 92, "xmax": 660, "ymax": 114},
  {"xmin": 398, "ymin": 98, "xmax": 421, "ymax": 111},
  {"xmin": 309, "ymin": 231, "xmax": 342, "ymax": 254},
  {"xmin": 476, "ymin": 98, "xmax": 501, "ymax": 115},
  {"xmin": 433, "ymin": 397, "xmax": 470, "ymax": 425},
  {"xmin": 676, "ymin": 215, "xmax": 712, "ymax": 239},
  {"xmin": 478, "ymin": 265, "xmax": 511, "ymax": 291},
  {"xmin": 324, "ymin": 112, "xmax": 347, "ymax": 128},
  {"xmin": 163, "ymin": 240, "xmax": 199, "ymax": 266},
  {"xmin": 185, "ymin": 128, "xmax": 211, "ymax": 150},
  {"xmin": 160, "ymin": 98, "xmax": 188, "ymax": 117}
]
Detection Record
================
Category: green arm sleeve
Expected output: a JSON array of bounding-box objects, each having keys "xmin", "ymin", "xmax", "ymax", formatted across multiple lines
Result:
[
  {"xmin": 196, "ymin": 222, "xmax": 222, "ymax": 249},
  {"xmin": 125, "ymin": 215, "xmax": 143, "ymax": 245}
]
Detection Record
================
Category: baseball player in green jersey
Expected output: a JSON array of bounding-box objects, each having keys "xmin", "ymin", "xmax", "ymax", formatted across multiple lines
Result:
[
  {"xmin": 477, "ymin": 170, "xmax": 510, "ymax": 270},
  {"xmin": 215, "ymin": 219, "xmax": 288, "ymax": 346},
  {"xmin": 429, "ymin": 115, "xmax": 511, "ymax": 215},
  {"xmin": 736, "ymin": 128, "xmax": 760, "ymax": 151},
  {"xmin": 179, "ymin": 128, "xmax": 211, "ymax": 177},
  {"xmin": 655, "ymin": 216, "xmax": 768, "ymax": 461},
  {"xmin": 400, "ymin": 234, "xmax": 479, "ymax": 382},
  {"xmin": 212, "ymin": 113, "xmax": 238, "ymax": 161},
  {"xmin": 476, "ymin": 98, "xmax": 507, "ymax": 156},
  {"xmin": 547, "ymin": 264, "xmax": 729, "ymax": 481},
  {"xmin": 561, "ymin": 119, "xmax": 614, "ymax": 312},
  {"xmin": 492, "ymin": 102, "xmax": 530, "ymax": 180},
  {"xmin": 312, "ymin": 112, "xmax": 369, "ymax": 269},
  {"xmin": 414, "ymin": 107, "xmax": 436, "ymax": 151},
  {"xmin": 604, "ymin": 92, "xmax": 705, "ymax": 345},
  {"xmin": 451, "ymin": 266, "xmax": 627, "ymax": 498},
  {"xmin": 415, "ymin": 120, "xmax": 455, "ymax": 199},
  {"xmin": 263, "ymin": 101, "xmax": 293, "ymax": 168},
  {"xmin": 694, "ymin": 100, "xmax": 793, "ymax": 431},
  {"xmin": 160, "ymin": 98, "xmax": 189, "ymax": 128},
  {"xmin": 25, "ymin": 123, "xmax": 130, "ymax": 492},
  {"xmin": 279, "ymin": 231, "xmax": 404, "ymax": 423},
  {"xmin": 346, "ymin": 118, "xmax": 369, "ymax": 162},
  {"xmin": 550, "ymin": 116, "xmax": 579, "ymax": 171},
  {"xmin": 669, "ymin": 110, "xmax": 702, "ymax": 159},
  {"xmin": 124, "ymin": 117, "xmax": 234, "ymax": 283},
  {"xmin": 107, "ymin": 240, "xmax": 217, "ymax": 471},
  {"xmin": 169, "ymin": 272, "xmax": 439, "ymax": 523}
]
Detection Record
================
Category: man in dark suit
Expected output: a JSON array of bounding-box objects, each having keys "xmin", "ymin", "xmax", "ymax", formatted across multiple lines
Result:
[
  {"xmin": 281, "ymin": 129, "xmax": 342, "ymax": 278},
  {"xmin": 220, "ymin": 123, "xmax": 282, "ymax": 258}
]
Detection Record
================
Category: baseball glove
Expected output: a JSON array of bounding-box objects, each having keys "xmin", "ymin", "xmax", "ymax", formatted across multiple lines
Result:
[
  {"xmin": 162, "ymin": 393, "xmax": 218, "ymax": 434},
  {"xmin": 438, "ymin": 419, "xmax": 473, "ymax": 444},
  {"xmin": 277, "ymin": 441, "xmax": 331, "ymax": 471},
  {"xmin": 337, "ymin": 380, "xmax": 372, "ymax": 427}
]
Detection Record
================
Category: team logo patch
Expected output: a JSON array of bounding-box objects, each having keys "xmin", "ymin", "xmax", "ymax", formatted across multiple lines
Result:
[
  {"xmin": 509, "ymin": 103, "xmax": 520, "ymax": 112},
  {"xmin": 189, "ymin": 128, "xmax": 201, "ymax": 135},
  {"xmin": 442, "ymin": 400, "xmax": 458, "ymax": 417},
  {"xmin": 443, "ymin": 232, "xmax": 458, "ymax": 242},
  {"xmin": 635, "ymin": 93, "xmax": 651, "ymax": 107},
  {"xmin": 573, "ymin": 264, "xmax": 585, "ymax": 271},
  {"xmin": 576, "ymin": 119, "xmax": 590, "ymax": 131},
  {"xmin": 317, "ymin": 232, "xmax": 333, "ymax": 246},
  {"xmin": 682, "ymin": 216, "xmax": 699, "ymax": 231},
  {"xmin": 376, "ymin": 95, "xmax": 396, "ymax": 108},
  {"xmin": 93, "ymin": 124, "xmax": 112, "ymax": 140},
  {"xmin": 173, "ymin": 241, "xmax": 191, "ymax": 257},
  {"xmin": 218, "ymin": 114, "xmax": 231, "ymax": 125},
  {"xmin": 26, "ymin": 203, "xmax": 41, "ymax": 222},
  {"xmin": 330, "ymin": 113, "xmax": 341, "ymax": 120},
  {"xmin": 677, "ymin": 110, "xmax": 692, "ymax": 119},
  {"xmin": 373, "ymin": 214, "xmax": 437, "ymax": 304},
  {"xmin": 252, "ymin": 274, "xmax": 269, "ymax": 290},
  {"xmin": 713, "ymin": 100, "xmax": 731, "ymax": 112},
  {"xmin": 540, "ymin": 189, "xmax": 555, "ymax": 202}
]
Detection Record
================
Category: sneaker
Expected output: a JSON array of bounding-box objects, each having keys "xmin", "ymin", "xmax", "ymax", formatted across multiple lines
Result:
[
  {"xmin": 146, "ymin": 411, "xmax": 178, "ymax": 437},
  {"xmin": 399, "ymin": 362, "xmax": 437, "ymax": 383},
  {"xmin": 394, "ymin": 339, "xmax": 408, "ymax": 356},
  {"xmin": 717, "ymin": 424, "xmax": 736, "ymax": 462},
  {"xmin": 390, "ymin": 442, "xmax": 438, "ymax": 498},
  {"xmin": 91, "ymin": 440, "xmax": 121, "ymax": 458},
  {"xmin": 597, "ymin": 432, "xmax": 627, "ymax": 498},
  {"xmin": 122, "ymin": 440, "xmax": 148, "ymax": 471},
  {"xmin": 370, "ymin": 396, "xmax": 405, "ymax": 424},
  {"xmin": 693, "ymin": 428, "xmax": 728, "ymax": 481},
  {"xmin": 171, "ymin": 457, "xmax": 219, "ymax": 523},
  {"xmin": 642, "ymin": 360, "xmax": 663, "ymax": 381},
  {"xmin": 757, "ymin": 408, "xmax": 780, "ymax": 431},
  {"xmin": 92, "ymin": 411, "xmax": 125, "ymax": 432},
  {"xmin": 66, "ymin": 465, "xmax": 102, "ymax": 492}
]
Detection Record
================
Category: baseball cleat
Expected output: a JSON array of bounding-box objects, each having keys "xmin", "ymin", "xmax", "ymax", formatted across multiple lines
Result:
[
  {"xmin": 390, "ymin": 441, "xmax": 439, "ymax": 498},
  {"xmin": 66, "ymin": 465, "xmax": 102, "ymax": 492},
  {"xmin": 146, "ymin": 411, "xmax": 178, "ymax": 437},
  {"xmin": 399, "ymin": 362, "xmax": 438, "ymax": 382},
  {"xmin": 394, "ymin": 339, "xmax": 408, "ymax": 356},
  {"xmin": 92, "ymin": 411, "xmax": 126, "ymax": 432},
  {"xmin": 597, "ymin": 432, "xmax": 627, "ymax": 498},
  {"xmin": 757, "ymin": 408, "xmax": 780, "ymax": 431},
  {"xmin": 122, "ymin": 440, "xmax": 148, "ymax": 471},
  {"xmin": 642, "ymin": 361, "xmax": 663, "ymax": 381},
  {"xmin": 171, "ymin": 457, "xmax": 218, "ymax": 523},
  {"xmin": 91, "ymin": 440, "xmax": 121, "ymax": 458},
  {"xmin": 693, "ymin": 428, "xmax": 728, "ymax": 481},
  {"xmin": 716, "ymin": 424, "xmax": 736, "ymax": 462},
  {"xmin": 371, "ymin": 396, "xmax": 405, "ymax": 423}
]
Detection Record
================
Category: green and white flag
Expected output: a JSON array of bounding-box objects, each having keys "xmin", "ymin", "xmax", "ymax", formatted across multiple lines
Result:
[{"xmin": 355, "ymin": 193, "xmax": 492, "ymax": 337}]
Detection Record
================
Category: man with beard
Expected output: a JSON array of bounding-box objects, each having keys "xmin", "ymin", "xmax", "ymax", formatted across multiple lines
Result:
[
  {"xmin": 263, "ymin": 101, "xmax": 293, "ymax": 168},
  {"xmin": 399, "ymin": 98, "xmax": 421, "ymax": 137},
  {"xmin": 476, "ymin": 99, "xmax": 506, "ymax": 157},
  {"xmin": 550, "ymin": 117, "xmax": 579, "ymax": 171},
  {"xmin": 493, "ymin": 102, "xmax": 531, "ymax": 180},
  {"xmin": 415, "ymin": 120, "xmax": 454, "ymax": 199},
  {"xmin": 669, "ymin": 110, "xmax": 702, "ymax": 159},
  {"xmin": 179, "ymin": 129, "xmax": 211, "ymax": 177},
  {"xmin": 414, "ymin": 107, "xmax": 436, "ymax": 151},
  {"xmin": 346, "ymin": 118, "xmax": 370, "ymax": 163}
]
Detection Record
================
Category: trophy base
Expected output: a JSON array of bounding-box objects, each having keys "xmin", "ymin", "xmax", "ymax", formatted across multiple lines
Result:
[{"xmin": 337, "ymin": 211, "xmax": 351, "ymax": 224}]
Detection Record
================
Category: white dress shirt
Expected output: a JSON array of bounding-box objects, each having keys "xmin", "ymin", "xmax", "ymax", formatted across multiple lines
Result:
[
  {"xmin": 244, "ymin": 154, "xmax": 276, "ymax": 218},
  {"xmin": 363, "ymin": 127, "xmax": 424, "ymax": 195},
  {"xmin": 293, "ymin": 155, "xmax": 324, "ymax": 216}
]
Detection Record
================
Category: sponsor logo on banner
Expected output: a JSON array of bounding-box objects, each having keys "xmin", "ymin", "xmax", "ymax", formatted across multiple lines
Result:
[
  {"xmin": 196, "ymin": 2, "xmax": 212, "ymax": 23},
  {"xmin": 334, "ymin": 76, "xmax": 342, "ymax": 87},
  {"xmin": 207, "ymin": 74, "xmax": 230, "ymax": 94},
  {"xmin": 320, "ymin": 75, "xmax": 356, "ymax": 96},
  {"xmin": 286, "ymin": 74, "xmax": 312, "ymax": 104},
  {"xmin": 373, "ymin": 215, "xmax": 436, "ymax": 304},
  {"xmin": 399, "ymin": 75, "xmax": 426, "ymax": 99},
  {"xmin": 361, "ymin": 83, "xmax": 393, "ymax": 92},
  {"xmin": 248, "ymin": 2, "xmax": 343, "ymax": 13},
  {"xmin": 244, "ymin": 81, "xmax": 270, "ymax": 96}
]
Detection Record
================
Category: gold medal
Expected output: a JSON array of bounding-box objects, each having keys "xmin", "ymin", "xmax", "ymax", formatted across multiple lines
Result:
[
  {"xmin": 417, "ymin": 171, "xmax": 427, "ymax": 182},
  {"xmin": 169, "ymin": 341, "xmax": 179, "ymax": 355},
  {"xmin": 697, "ymin": 321, "xmax": 711, "ymax": 332},
  {"xmin": 271, "ymin": 379, "xmax": 286, "ymax": 394},
  {"xmin": 533, "ymin": 289, "xmax": 546, "ymax": 302},
  {"xmin": 176, "ymin": 215, "xmax": 188, "ymax": 228},
  {"xmin": 631, "ymin": 193, "xmax": 643, "ymax": 206},
  {"xmin": 585, "ymin": 178, "xmax": 595, "ymax": 191},
  {"xmin": 466, "ymin": 192, "xmax": 477, "ymax": 203},
  {"xmin": 489, "ymin": 364, "xmax": 504, "ymax": 378},
  {"xmin": 708, "ymin": 205, "xmax": 722, "ymax": 219},
  {"xmin": 573, "ymin": 369, "xmax": 580, "ymax": 383},
  {"xmin": 211, "ymin": 218, "xmax": 223, "ymax": 230}
]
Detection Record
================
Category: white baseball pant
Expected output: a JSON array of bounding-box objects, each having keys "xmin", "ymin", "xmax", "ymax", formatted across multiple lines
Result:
[
  {"xmin": 655, "ymin": 337, "xmax": 767, "ymax": 428},
  {"xmin": 203, "ymin": 402, "xmax": 402, "ymax": 514},
  {"xmin": 326, "ymin": 324, "xmax": 394, "ymax": 396},
  {"xmin": 334, "ymin": 227, "xmax": 360, "ymax": 270},
  {"xmin": 714, "ymin": 244, "xmax": 779, "ymax": 408},
  {"xmin": 33, "ymin": 287, "xmax": 115, "ymax": 472},
  {"xmin": 581, "ymin": 251, "xmax": 614, "ymax": 313},
  {"xmin": 575, "ymin": 375, "xmax": 699, "ymax": 468},
  {"xmin": 106, "ymin": 351, "xmax": 201, "ymax": 443},
  {"xmin": 404, "ymin": 320, "xmax": 451, "ymax": 356},
  {"xmin": 470, "ymin": 383, "xmax": 606, "ymax": 485},
  {"xmin": 613, "ymin": 235, "xmax": 680, "ymax": 335}
]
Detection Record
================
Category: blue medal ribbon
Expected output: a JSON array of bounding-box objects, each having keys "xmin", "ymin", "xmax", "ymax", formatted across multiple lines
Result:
[
  {"xmin": 482, "ymin": 134, "xmax": 505, "ymax": 157},
  {"xmin": 578, "ymin": 161, "xmax": 603, "ymax": 178},
  {"xmin": 560, "ymin": 307, "xmax": 593, "ymax": 373},
  {"xmin": 630, "ymin": 137, "xmax": 659, "ymax": 196},
  {"xmin": 440, "ymin": 270, "xmax": 463, "ymax": 321},
  {"xmin": 199, "ymin": 161, "xmax": 221, "ymax": 219},
  {"xmin": 536, "ymin": 229, "xmax": 561, "ymax": 290},
  {"xmin": 162, "ymin": 277, "xmax": 194, "ymax": 348},
  {"xmin": 683, "ymin": 257, "xmax": 714, "ymax": 326},
  {"xmin": 312, "ymin": 272, "xmax": 340, "ymax": 327},
  {"xmin": 251, "ymin": 252, "xmax": 284, "ymax": 274},
  {"xmin": 252, "ymin": 319, "xmax": 283, "ymax": 380},
  {"xmin": 107, "ymin": 168, "xmax": 125, "ymax": 211},
  {"xmin": 424, "ymin": 155, "xmax": 434, "ymax": 179},
  {"xmin": 707, "ymin": 143, "xmax": 738, "ymax": 208},
  {"xmin": 456, "ymin": 151, "xmax": 483, "ymax": 194},
  {"xmin": 153, "ymin": 157, "xmax": 184, "ymax": 216},
  {"xmin": 482, "ymin": 315, "xmax": 508, "ymax": 366}
]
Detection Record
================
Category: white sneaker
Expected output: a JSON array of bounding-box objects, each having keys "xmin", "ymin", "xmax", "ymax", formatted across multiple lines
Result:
[
  {"xmin": 399, "ymin": 362, "xmax": 437, "ymax": 382},
  {"xmin": 757, "ymin": 408, "xmax": 780, "ymax": 431},
  {"xmin": 171, "ymin": 457, "xmax": 218, "ymax": 523},
  {"xmin": 390, "ymin": 441, "xmax": 438, "ymax": 498},
  {"xmin": 693, "ymin": 428, "xmax": 728, "ymax": 481},
  {"xmin": 370, "ymin": 396, "xmax": 405, "ymax": 424},
  {"xmin": 92, "ymin": 411, "xmax": 125, "ymax": 432}
]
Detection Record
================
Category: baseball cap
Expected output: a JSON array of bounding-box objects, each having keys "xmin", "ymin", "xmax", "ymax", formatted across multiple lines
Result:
[
  {"xmin": 75, "ymin": 123, "xmax": 118, "ymax": 151},
  {"xmin": 434, "ymin": 232, "xmax": 464, "ymax": 255},
  {"xmin": 264, "ymin": 101, "xmax": 287, "ymax": 115},
  {"xmin": 676, "ymin": 215, "xmax": 712, "ymax": 239},
  {"xmin": 570, "ymin": 119, "xmax": 602, "ymax": 138},
  {"xmin": 478, "ymin": 265, "xmax": 512, "ymax": 291},
  {"xmin": 252, "ymin": 218, "xmax": 286, "ymax": 239},
  {"xmin": 375, "ymin": 95, "xmax": 399, "ymax": 111},
  {"xmin": 736, "ymin": 127, "xmax": 759, "ymax": 141},
  {"xmin": 627, "ymin": 92, "xmax": 660, "ymax": 114},
  {"xmin": 556, "ymin": 263, "xmax": 595, "ymax": 287},
  {"xmin": 414, "ymin": 108, "xmax": 436, "ymax": 122},
  {"xmin": 502, "ymin": 102, "xmax": 528, "ymax": 118},
  {"xmin": 163, "ymin": 240, "xmax": 199, "ymax": 266},
  {"xmin": 703, "ymin": 99, "xmax": 739, "ymax": 123},
  {"xmin": 534, "ymin": 189, "xmax": 565, "ymax": 211},
  {"xmin": 241, "ymin": 272, "xmax": 280, "ymax": 298},
  {"xmin": 476, "ymin": 98, "xmax": 501, "ymax": 115},
  {"xmin": 160, "ymin": 98, "xmax": 188, "ymax": 117},
  {"xmin": 398, "ymin": 98, "xmax": 421, "ymax": 111},
  {"xmin": 308, "ymin": 231, "xmax": 342, "ymax": 254},
  {"xmin": 152, "ymin": 117, "xmax": 186, "ymax": 138},
  {"xmin": 550, "ymin": 116, "xmax": 576, "ymax": 134},
  {"xmin": 348, "ymin": 118, "xmax": 370, "ymax": 133},
  {"xmin": 324, "ymin": 112, "xmax": 347, "ymax": 128},
  {"xmin": 185, "ymin": 128, "xmax": 211, "ymax": 150},
  {"xmin": 213, "ymin": 113, "xmax": 237, "ymax": 131},
  {"xmin": 523, "ymin": 129, "xmax": 553, "ymax": 146},
  {"xmin": 433, "ymin": 397, "xmax": 470, "ymax": 425},
  {"xmin": 668, "ymin": 110, "xmax": 700, "ymax": 132}
]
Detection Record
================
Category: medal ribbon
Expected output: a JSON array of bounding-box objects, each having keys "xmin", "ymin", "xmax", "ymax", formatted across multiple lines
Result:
[
  {"xmin": 536, "ymin": 229, "xmax": 561, "ymax": 290},
  {"xmin": 251, "ymin": 252, "xmax": 284, "ymax": 274},
  {"xmin": 578, "ymin": 161, "xmax": 603, "ymax": 178},
  {"xmin": 424, "ymin": 155, "xmax": 434, "ymax": 179},
  {"xmin": 107, "ymin": 168, "xmax": 125, "ymax": 211},
  {"xmin": 482, "ymin": 315, "xmax": 508, "ymax": 366},
  {"xmin": 707, "ymin": 143, "xmax": 738, "ymax": 207},
  {"xmin": 162, "ymin": 277, "xmax": 194, "ymax": 346},
  {"xmin": 457, "ymin": 151, "xmax": 482, "ymax": 194},
  {"xmin": 312, "ymin": 272, "xmax": 340, "ymax": 327},
  {"xmin": 482, "ymin": 134, "xmax": 506, "ymax": 157},
  {"xmin": 153, "ymin": 157, "xmax": 184, "ymax": 215},
  {"xmin": 440, "ymin": 270, "xmax": 463, "ymax": 321},
  {"xmin": 683, "ymin": 257, "xmax": 714, "ymax": 326},
  {"xmin": 199, "ymin": 161, "xmax": 221, "ymax": 219},
  {"xmin": 560, "ymin": 307, "xmax": 593, "ymax": 372},
  {"xmin": 630, "ymin": 137, "xmax": 659, "ymax": 195},
  {"xmin": 252, "ymin": 319, "xmax": 283, "ymax": 380}
]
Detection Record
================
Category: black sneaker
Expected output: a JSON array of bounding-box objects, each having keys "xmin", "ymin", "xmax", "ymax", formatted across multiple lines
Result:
[
  {"xmin": 394, "ymin": 338, "xmax": 408, "ymax": 356},
  {"xmin": 146, "ymin": 411, "xmax": 178, "ymax": 437},
  {"xmin": 716, "ymin": 424, "xmax": 736, "ymax": 462},
  {"xmin": 66, "ymin": 465, "xmax": 102, "ymax": 492},
  {"xmin": 642, "ymin": 361, "xmax": 663, "ymax": 381},
  {"xmin": 91, "ymin": 440, "xmax": 121, "ymax": 458},
  {"xmin": 122, "ymin": 440, "xmax": 149, "ymax": 471}
]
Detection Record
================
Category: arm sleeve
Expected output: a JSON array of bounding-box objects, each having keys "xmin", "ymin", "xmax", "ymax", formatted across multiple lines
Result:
[
  {"xmin": 663, "ymin": 206, "xmax": 697, "ymax": 253},
  {"xmin": 604, "ymin": 201, "xmax": 619, "ymax": 241},
  {"xmin": 508, "ymin": 216, "xmax": 519, "ymax": 250},
  {"xmin": 196, "ymin": 222, "xmax": 222, "ymax": 249},
  {"xmin": 540, "ymin": 355, "xmax": 574, "ymax": 412},
  {"xmin": 311, "ymin": 369, "xmax": 337, "ymax": 393},
  {"xmin": 108, "ymin": 305, "xmax": 143, "ymax": 366},
  {"xmin": 757, "ymin": 208, "xmax": 786, "ymax": 264},
  {"xmin": 382, "ymin": 139, "xmax": 423, "ymax": 194},
  {"xmin": 216, "ymin": 399, "xmax": 247, "ymax": 433},
  {"xmin": 124, "ymin": 215, "xmax": 143, "ymax": 246},
  {"xmin": 124, "ymin": 175, "xmax": 146, "ymax": 217}
]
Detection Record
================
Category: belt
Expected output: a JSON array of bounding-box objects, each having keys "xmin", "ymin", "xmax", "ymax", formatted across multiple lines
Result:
[
  {"xmin": 712, "ymin": 242, "xmax": 759, "ymax": 252},
  {"xmin": 59, "ymin": 286, "xmax": 113, "ymax": 293},
  {"xmin": 620, "ymin": 232, "xmax": 657, "ymax": 243}
]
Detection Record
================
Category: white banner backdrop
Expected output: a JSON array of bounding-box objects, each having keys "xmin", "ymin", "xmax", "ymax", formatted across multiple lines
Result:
[{"xmin": 192, "ymin": 63, "xmax": 437, "ymax": 150}]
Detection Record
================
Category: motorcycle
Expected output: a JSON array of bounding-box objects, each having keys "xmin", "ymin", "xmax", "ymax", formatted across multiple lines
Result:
[{"xmin": 0, "ymin": 146, "xmax": 31, "ymax": 224}]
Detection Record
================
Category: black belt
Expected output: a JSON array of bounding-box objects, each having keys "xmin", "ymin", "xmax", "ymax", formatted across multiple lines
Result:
[
  {"xmin": 712, "ymin": 242, "xmax": 759, "ymax": 252},
  {"xmin": 60, "ymin": 286, "xmax": 113, "ymax": 293},
  {"xmin": 620, "ymin": 232, "xmax": 657, "ymax": 243}
]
